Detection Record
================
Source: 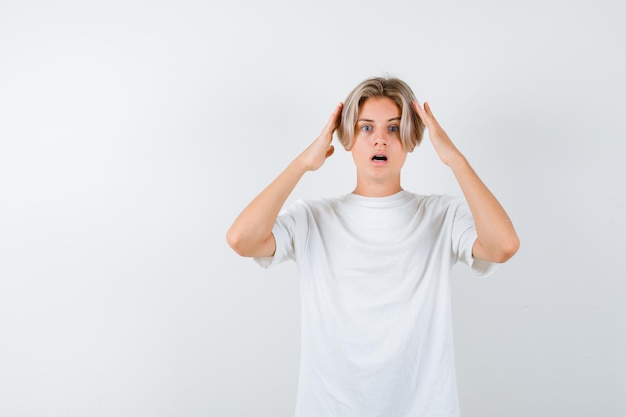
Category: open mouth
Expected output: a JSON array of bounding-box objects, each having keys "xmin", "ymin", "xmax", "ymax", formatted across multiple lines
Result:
[{"xmin": 372, "ymin": 154, "xmax": 388, "ymax": 161}]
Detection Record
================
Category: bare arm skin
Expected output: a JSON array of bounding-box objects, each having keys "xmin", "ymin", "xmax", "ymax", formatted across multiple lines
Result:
[
  {"xmin": 413, "ymin": 101, "xmax": 520, "ymax": 263},
  {"xmin": 226, "ymin": 103, "xmax": 343, "ymax": 258}
]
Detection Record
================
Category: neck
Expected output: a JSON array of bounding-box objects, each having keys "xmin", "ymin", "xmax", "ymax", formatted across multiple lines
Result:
[{"xmin": 352, "ymin": 178, "xmax": 403, "ymax": 197}]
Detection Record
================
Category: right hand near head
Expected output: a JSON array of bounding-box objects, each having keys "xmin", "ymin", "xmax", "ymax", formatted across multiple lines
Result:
[{"xmin": 296, "ymin": 102, "xmax": 343, "ymax": 172}]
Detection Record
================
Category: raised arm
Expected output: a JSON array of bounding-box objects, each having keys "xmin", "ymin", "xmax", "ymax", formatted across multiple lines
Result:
[
  {"xmin": 412, "ymin": 101, "xmax": 520, "ymax": 263},
  {"xmin": 226, "ymin": 103, "xmax": 343, "ymax": 258}
]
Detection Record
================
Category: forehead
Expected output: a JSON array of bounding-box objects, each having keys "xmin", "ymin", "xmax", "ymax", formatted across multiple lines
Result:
[{"xmin": 358, "ymin": 96, "xmax": 401, "ymax": 119}]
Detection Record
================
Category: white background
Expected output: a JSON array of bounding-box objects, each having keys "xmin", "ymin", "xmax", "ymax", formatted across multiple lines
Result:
[{"xmin": 1, "ymin": 0, "xmax": 624, "ymax": 416}]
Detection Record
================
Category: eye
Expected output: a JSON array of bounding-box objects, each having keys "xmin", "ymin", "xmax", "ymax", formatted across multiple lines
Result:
[
  {"xmin": 389, "ymin": 125, "xmax": 399, "ymax": 133},
  {"xmin": 361, "ymin": 125, "xmax": 372, "ymax": 132}
]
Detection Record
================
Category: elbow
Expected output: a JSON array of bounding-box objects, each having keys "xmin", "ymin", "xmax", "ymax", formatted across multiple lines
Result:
[
  {"xmin": 495, "ymin": 235, "xmax": 520, "ymax": 263},
  {"xmin": 226, "ymin": 227, "xmax": 269, "ymax": 258},
  {"xmin": 226, "ymin": 228, "xmax": 248, "ymax": 257},
  {"xmin": 476, "ymin": 234, "xmax": 520, "ymax": 263}
]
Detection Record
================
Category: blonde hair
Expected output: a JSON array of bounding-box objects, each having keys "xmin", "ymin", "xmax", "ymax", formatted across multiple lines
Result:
[{"xmin": 337, "ymin": 77, "xmax": 425, "ymax": 151}]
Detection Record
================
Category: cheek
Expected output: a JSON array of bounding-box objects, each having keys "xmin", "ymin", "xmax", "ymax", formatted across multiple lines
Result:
[
  {"xmin": 352, "ymin": 131, "xmax": 364, "ymax": 143},
  {"xmin": 350, "ymin": 145, "xmax": 368, "ymax": 163},
  {"xmin": 349, "ymin": 136, "xmax": 364, "ymax": 153}
]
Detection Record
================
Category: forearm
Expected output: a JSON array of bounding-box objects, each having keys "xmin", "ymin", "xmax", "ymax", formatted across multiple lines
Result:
[
  {"xmin": 411, "ymin": 100, "xmax": 519, "ymax": 262},
  {"xmin": 448, "ymin": 154, "xmax": 520, "ymax": 263},
  {"xmin": 226, "ymin": 158, "xmax": 308, "ymax": 256},
  {"xmin": 227, "ymin": 102, "xmax": 341, "ymax": 257}
]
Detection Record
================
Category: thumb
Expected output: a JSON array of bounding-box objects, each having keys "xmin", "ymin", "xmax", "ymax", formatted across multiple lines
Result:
[{"xmin": 325, "ymin": 145, "xmax": 335, "ymax": 159}]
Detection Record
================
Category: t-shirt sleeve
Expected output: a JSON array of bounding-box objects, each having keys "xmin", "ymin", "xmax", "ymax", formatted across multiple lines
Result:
[
  {"xmin": 450, "ymin": 198, "xmax": 499, "ymax": 278},
  {"xmin": 253, "ymin": 201, "xmax": 304, "ymax": 269}
]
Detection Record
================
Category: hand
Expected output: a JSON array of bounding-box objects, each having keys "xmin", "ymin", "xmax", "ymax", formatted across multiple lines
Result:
[
  {"xmin": 412, "ymin": 101, "xmax": 463, "ymax": 166},
  {"xmin": 297, "ymin": 102, "xmax": 343, "ymax": 171}
]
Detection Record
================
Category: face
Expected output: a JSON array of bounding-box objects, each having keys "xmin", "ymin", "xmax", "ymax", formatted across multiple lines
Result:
[{"xmin": 350, "ymin": 96, "xmax": 408, "ymax": 189}]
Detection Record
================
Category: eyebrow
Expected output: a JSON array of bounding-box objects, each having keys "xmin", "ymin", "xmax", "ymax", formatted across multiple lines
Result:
[{"xmin": 357, "ymin": 117, "xmax": 401, "ymax": 122}]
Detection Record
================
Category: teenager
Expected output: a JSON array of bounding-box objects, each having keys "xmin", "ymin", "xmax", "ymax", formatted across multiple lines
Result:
[{"xmin": 227, "ymin": 76, "xmax": 519, "ymax": 417}]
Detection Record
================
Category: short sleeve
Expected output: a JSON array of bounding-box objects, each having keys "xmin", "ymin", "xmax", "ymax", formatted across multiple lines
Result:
[
  {"xmin": 450, "ymin": 198, "xmax": 499, "ymax": 278},
  {"xmin": 253, "ymin": 200, "xmax": 306, "ymax": 269}
]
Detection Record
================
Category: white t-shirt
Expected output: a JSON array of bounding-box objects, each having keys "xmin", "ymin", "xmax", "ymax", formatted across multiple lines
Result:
[{"xmin": 255, "ymin": 190, "xmax": 497, "ymax": 417}]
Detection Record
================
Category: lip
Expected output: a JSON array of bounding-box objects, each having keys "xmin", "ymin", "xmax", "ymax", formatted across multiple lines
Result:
[{"xmin": 370, "ymin": 152, "xmax": 389, "ymax": 166}]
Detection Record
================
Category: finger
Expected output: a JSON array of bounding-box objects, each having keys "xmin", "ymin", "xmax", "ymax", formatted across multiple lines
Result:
[
  {"xmin": 413, "ymin": 100, "xmax": 435, "ymax": 127},
  {"xmin": 325, "ymin": 144, "xmax": 335, "ymax": 159},
  {"xmin": 322, "ymin": 102, "xmax": 343, "ymax": 135},
  {"xmin": 412, "ymin": 100, "xmax": 424, "ymax": 116},
  {"xmin": 424, "ymin": 102, "xmax": 435, "ymax": 119}
]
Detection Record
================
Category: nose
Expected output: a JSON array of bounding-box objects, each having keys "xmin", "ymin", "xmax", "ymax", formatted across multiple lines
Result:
[{"xmin": 373, "ymin": 135, "xmax": 388, "ymax": 147}]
